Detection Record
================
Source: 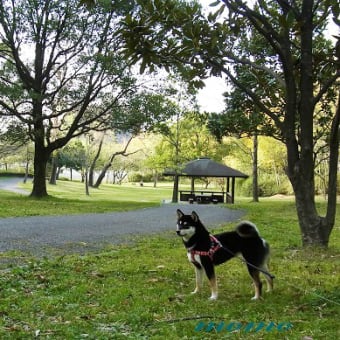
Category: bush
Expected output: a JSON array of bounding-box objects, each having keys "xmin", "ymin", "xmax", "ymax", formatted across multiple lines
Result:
[
  {"xmin": 128, "ymin": 173, "xmax": 142, "ymax": 183},
  {"xmin": 259, "ymin": 176, "xmax": 281, "ymax": 196},
  {"xmin": 238, "ymin": 178, "xmax": 252, "ymax": 197},
  {"xmin": 239, "ymin": 175, "xmax": 293, "ymax": 197},
  {"xmin": 128, "ymin": 172, "xmax": 154, "ymax": 183}
]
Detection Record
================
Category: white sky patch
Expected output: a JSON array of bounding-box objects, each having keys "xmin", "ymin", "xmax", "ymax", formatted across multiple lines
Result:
[
  {"xmin": 196, "ymin": 76, "xmax": 227, "ymax": 113},
  {"xmin": 196, "ymin": 0, "xmax": 230, "ymax": 113}
]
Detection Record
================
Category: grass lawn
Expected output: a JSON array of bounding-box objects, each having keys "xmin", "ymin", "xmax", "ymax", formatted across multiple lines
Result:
[
  {"xmin": 0, "ymin": 180, "xmax": 174, "ymax": 217},
  {"xmin": 0, "ymin": 183, "xmax": 339, "ymax": 339}
]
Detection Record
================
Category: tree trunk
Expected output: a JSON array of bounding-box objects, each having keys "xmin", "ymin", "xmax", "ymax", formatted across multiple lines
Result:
[
  {"xmin": 252, "ymin": 132, "xmax": 259, "ymax": 202},
  {"xmin": 284, "ymin": 0, "xmax": 335, "ymax": 248},
  {"xmin": 23, "ymin": 147, "xmax": 29, "ymax": 184},
  {"xmin": 56, "ymin": 166, "xmax": 61, "ymax": 180},
  {"xmin": 49, "ymin": 154, "xmax": 58, "ymax": 185},
  {"xmin": 93, "ymin": 163, "xmax": 110, "ymax": 188},
  {"xmin": 153, "ymin": 170, "xmax": 158, "ymax": 188},
  {"xmin": 89, "ymin": 134, "xmax": 104, "ymax": 187},
  {"xmin": 172, "ymin": 174, "xmax": 179, "ymax": 203},
  {"xmin": 85, "ymin": 166, "xmax": 90, "ymax": 196},
  {"xmin": 322, "ymin": 92, "xmax": 340, "ymax": 245},
  {"xmin": 30, "ymin": 143, "xmax": 49, "ymax": 197},
  {"xmin": 287, "ymin": 116, "xmax": 336, "ymax": 248},
  {"xmin": 286, "ymin": 130, "xmax": 334, "ymax": 247},
  {"xmin": 293, "ymin": 181, "xmax": 330, "ymax": 247},
  {"xmin": 93, "ymin": 136, "xmax": 134, "ymax": 188}
]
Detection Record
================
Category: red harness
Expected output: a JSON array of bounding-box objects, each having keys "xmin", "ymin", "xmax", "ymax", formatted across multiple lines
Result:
[{"xmin": 189, "ymin": 235, "xmax": 222, "ymax": 263}]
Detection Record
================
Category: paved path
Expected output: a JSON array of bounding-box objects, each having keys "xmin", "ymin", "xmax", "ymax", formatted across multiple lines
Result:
[
  {"xmin": 0, "ymin": 205, "xmax": 244, "ymax": 255},
  {"xmin": 0, "ymin": 178, "xmax": 244, "ymax": 257},
  {"xmin": 0, "ymin": 176, "xmax": 30, "ymax": 195}
]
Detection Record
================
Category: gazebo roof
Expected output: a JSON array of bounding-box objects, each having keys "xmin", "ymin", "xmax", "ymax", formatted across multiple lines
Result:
[{"xmin": 164, "ymin": 157, "xmax": 248, "ymax": 178}]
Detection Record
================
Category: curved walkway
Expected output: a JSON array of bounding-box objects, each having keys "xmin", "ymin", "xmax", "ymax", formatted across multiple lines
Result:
[
  {"xmin": 0, "ymin": 204, "xmax": 244, "ymax": 256},
  {"xmin": 0, "ymin": 176, "xmax": 30, "ymax": 195},
  {"xmin": 0, "ymin": 178, "xmax": 245, "ymax": 257}
]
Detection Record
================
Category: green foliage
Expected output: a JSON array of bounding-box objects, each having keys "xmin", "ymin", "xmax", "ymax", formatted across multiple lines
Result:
[
  {"xmin": 120, "ymin": 0, "xmax": 229, "ymax": 85},
  {"xmin": 208, "ymin": 86, "xmax": 281, "ymax": 141},
  {"xmin": 0, "ymin": 200, "xmax": 339, "ymax": 338},
  {"xmin": 221, "ymin": 136, "xmax": 295, "ymax": 197},
  {"xmin": 112, "ymin": 92, "xmax": 178, "ymax": 135},
  {"xmin": 0, "ymin": 121, "xmax": 29, "ymax": 146},
  {"xmin": 239, "ymin": 175, "xmax": 293, "ymax": 197},
  {"xmin": 148, "ymin": 113, "xmax": 225, "ymax": 172},
  {"xmin": 58, "ymin": 141, "xmax": 86, "ymax": 171},
  {"xmin": 128, "ymin": 172, "xmax": 154, "ymax": 183}
]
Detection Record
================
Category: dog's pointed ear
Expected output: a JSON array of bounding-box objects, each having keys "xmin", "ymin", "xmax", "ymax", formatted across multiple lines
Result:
[
  {"xmin": 191, "ymin": 211, "xmax": 200, "ymax": 222},
  {"xmin": 177, "ymin": 209, "xmax": 184, "ymax": 219}
]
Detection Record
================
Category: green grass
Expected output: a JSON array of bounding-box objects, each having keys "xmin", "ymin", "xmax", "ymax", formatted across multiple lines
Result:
[
  {"xmin": 0, "ymin": 180, "xmax": 173, "ymax": 217},
  {"xmin": 0, "ymin": 185, "xmax": 339, "ymax": 339}
]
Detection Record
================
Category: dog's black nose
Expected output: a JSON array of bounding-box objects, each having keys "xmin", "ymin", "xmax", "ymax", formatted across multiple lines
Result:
[{"xmin": 176, "ymin": 230, "xmax": 181, "ymax": 235}]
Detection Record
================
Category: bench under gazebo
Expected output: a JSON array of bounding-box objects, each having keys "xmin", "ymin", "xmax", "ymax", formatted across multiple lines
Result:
[{"xmin": 164, "ymin": 157, "xmax": 248, "ymax": 204}]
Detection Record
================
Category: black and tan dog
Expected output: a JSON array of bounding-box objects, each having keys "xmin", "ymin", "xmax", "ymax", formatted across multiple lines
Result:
[{"xmin": 176, "ymin": 209, "xmax": 273, "ymax": 300}]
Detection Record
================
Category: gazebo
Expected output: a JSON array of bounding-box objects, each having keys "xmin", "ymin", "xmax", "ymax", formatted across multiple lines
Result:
[{"xmin": 164, "ymin": 157, "xmax": 248, "ymax": 204}]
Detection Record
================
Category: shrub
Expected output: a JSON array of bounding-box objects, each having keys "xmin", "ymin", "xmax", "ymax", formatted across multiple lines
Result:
[{"xmin": 239, "ymin": 175, "xmax": 293, "ymax": 197}]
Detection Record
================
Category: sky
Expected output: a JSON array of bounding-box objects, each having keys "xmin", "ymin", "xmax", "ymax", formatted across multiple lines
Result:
[
  {"xmin": 196, "ymin": 0, "xmax": 226, "ymax": 113},
  {"xmin": 197, "ymin": 77, "xmax": 226, "ymax": 113}
]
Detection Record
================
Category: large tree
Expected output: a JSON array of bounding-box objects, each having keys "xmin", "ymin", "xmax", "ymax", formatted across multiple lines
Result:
[
  {"xmin": 0, "ymin": 0, "xmax": 140, "ymax": 197},
  {"xmin": 120, "ymin": 0, "xmax": 340, "ymax": 247}
]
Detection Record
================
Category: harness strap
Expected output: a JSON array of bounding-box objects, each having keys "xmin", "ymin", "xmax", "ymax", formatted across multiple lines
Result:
[
  {"xmin": 189, "ymin": 235, "xmax": 222, "ymax": 263},
  {"xmin": 188, "ymin": 235, "xmax": 276, "ymax": 279}
]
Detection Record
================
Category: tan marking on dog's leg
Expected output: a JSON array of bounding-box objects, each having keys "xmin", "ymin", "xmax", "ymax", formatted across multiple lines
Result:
[
  {"xmin": 209, "ymin": 276, "xmax": 218, "ymax": 300},
  {"xmin": 251, "ymin": 271, "xmax": 262, "ymax": 300},
  {"xmin": 267, "ymin": 276, "xmax": 273, "ymax": 292},
  {"xmin": 264, "ymin": 271, "xmax": 273, "ymax": 292},
  {"xmin": 192, "ymin": 267, "xmax": 203, "ymax": 295},
  {"xmin": 262, "ymin": 262, "xmax": 273, "ymax": 292}
]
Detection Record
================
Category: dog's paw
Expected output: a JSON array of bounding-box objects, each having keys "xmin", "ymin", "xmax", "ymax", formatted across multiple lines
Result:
[
  {"xmin": 209, "ymin": 295, "xmax": 218, "ymax": 300},
  {"xmin": 251, "ymin": 296, "xmax": 263, "ymax": 301},
  {"xmin": 191, "ymin": 287, "xmax": 201, "ymax": 295}
]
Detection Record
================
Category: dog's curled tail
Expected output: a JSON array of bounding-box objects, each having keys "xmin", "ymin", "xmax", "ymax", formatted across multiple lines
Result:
[{"xmin": 236, "ymin": 221, "xmax": 260, "ymax": 238}]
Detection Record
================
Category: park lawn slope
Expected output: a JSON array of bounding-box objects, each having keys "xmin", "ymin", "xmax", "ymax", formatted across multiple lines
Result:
[{"xmin": 0, "ymin": 181, "xmax": 173, "ymax": 217}]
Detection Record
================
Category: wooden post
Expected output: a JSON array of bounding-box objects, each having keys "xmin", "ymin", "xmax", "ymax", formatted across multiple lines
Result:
[
  {"xmin": 226, "ymin": 177, "xmax": 230, "ymax": 203},
  {"xmin": 231, "ymin": 177, "xmax": 235, "ymax": 204}
]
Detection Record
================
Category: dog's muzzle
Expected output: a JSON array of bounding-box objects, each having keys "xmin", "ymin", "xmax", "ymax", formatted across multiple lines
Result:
[
  {"xmin": 176, "ymin": 224, "xmax": 182, "ymax": 236},
  {"xmin": 176, "ymin": 224, "xmax": 195, "ymax": 237}
]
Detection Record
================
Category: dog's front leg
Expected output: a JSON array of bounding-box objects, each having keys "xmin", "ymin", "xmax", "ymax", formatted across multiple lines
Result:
[{"xmin": 192, "ymin": 265, "xmax": 203, "ymax": 295}]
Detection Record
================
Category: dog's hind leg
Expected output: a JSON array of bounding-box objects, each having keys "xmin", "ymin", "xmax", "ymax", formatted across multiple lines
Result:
[
  {"xmin": 261, "ymin": 263, "xmax": 274, "ymax": 293},
  {"xmin": 208, "ymin": 275, "xmax": 218, "ymax": 300},
  {"xmin": 247, "ymin": 266, "xmax": 262, "ymax": 300}
]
